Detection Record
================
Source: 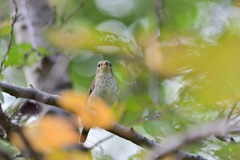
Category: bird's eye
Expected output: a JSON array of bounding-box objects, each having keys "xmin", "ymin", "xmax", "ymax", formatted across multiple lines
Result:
[
  {"xmin": 98, "ymin": 64, "xmax": 100, "ymax": 67},
  {"xmin": 109, "ymin": 63, "xmax": 112, "ymax": 67}
]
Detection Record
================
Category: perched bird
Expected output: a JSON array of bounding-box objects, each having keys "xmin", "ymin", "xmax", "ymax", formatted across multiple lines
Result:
[{"xmin": 79, "ymin": 60, "xmax": 119, "ymax": 143}]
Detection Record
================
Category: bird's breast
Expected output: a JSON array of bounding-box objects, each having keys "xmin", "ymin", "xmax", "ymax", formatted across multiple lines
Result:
[{"xmin": 89, "ymin": 74, "xmax": 118, "ymax": 107}]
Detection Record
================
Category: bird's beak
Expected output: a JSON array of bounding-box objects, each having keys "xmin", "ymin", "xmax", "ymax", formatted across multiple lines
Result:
[
  {"xmin": 104, "ymin": 61, "xmax": 109, "ymax": 66},
  {"xmin": 102, "ymin": 61, "xmax": 110, "ymax": 68}
]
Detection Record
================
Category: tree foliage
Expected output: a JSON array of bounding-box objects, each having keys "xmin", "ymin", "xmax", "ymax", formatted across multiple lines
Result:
[{"xmin": 0, "ymin": 0, "xmax": 240, "ymax": 160}]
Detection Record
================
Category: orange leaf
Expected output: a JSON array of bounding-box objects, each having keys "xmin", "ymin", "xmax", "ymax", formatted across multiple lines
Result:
[
  {"xmin": 11, "ymin": 115, "xmax": 79, "ymax": 152},
  {"xmin": 58, "ymin": 90, "xmax": 115, "ymax": 129}
]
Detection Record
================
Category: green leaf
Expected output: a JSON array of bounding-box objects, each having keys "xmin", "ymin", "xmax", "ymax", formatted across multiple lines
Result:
[
  {"xmin": 4, "ymin": 43, "xmax": 32, "ymax": 68},
  {"xmin": 37, "ymin": 46, "xmax": 50, "ymax": 56},
  {"xmin": 26, "ymin": 51, "xmax": 37, "ymax": 66},
  {"xmin": 122, "ymin": 95, "xmax": 152, "ymax": 124},
  {"xmin": 143, "ymin": 119, "xmax": 175, "ymax": 136},
  {"xmin": 163, "ymin": 0, "xmax": 198, "ymax": 31},
  {"xmin": 0, "ymin": 138, "xmax": 25, "ymax": 160},
  {"xmin": 142, "ymin": 120, "xmax": 163, "ymax": 136},
  {"xmin": 214, "ymin": 142, "xmax": 240, "ymax": 160}
]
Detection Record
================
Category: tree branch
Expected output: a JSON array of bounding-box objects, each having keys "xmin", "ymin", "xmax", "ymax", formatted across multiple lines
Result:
[
  {"xmin": 0, "ymin": 82, "xmax": 59, "ymax": 106},
  {"xmin": 0, "ymin": 82, "xmax": 207, "ymax": 160},
  {"xmin": 110, "ymin": 123, "xmax": 158, "ymax": 148},
  {"xmin": 0, "ymin": 0, "xmax": 20, "ymax": 74},
  {"xmin": 151, "ymin": 121, "xmax": 224, "ymax": 160}
]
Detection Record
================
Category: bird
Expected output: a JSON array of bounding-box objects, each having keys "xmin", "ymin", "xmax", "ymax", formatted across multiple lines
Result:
[{"xmin": 79, "ymin": 60, "xmax": 119, "ymax": 143}]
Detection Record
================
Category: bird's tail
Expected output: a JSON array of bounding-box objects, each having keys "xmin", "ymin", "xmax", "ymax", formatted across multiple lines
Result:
[{"xmin": 79, "ymin": 127, "xmax": 90, "ymax": 143}]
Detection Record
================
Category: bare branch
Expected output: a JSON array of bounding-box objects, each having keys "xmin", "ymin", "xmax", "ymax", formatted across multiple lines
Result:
[
  {"xmin": 0, "ymin": 82, "xmax": 60, "ymax": 106},
  {"xmin": 151, "ymin": 121, "xmax": 224, "ymax": 160},
  {"xmin": 0, "ymin": 0, "xmax": 20, "ymax": 74},
  {"xmin": 110, "ymin": 123, "xmax": 158, "ymax": 148},
  {"xmin": 0, "ymin": 82, "xmax": 207, "ymax": 160}
]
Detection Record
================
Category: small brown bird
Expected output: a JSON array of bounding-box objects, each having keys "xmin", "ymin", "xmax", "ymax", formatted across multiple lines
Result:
[{"xmin": 79, "ymin": 60, "xmax": 119, "ymax": 143}]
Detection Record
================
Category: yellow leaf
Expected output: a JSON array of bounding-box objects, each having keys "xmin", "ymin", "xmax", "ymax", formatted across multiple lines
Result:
[
  {"xmin": 47, "ymin": 28, "xmax": 92, "ymax": 50},
  {"xmin": 161, "ymin": 34, "xmax": 240, "ymax": 104}
]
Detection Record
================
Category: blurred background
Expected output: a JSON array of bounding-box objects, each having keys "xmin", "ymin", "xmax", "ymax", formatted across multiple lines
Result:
[{"xmin": 1, "ymin": 0, "xmax": 240, "ymax": 160}]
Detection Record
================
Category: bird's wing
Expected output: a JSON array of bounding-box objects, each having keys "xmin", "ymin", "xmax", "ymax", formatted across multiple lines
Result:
[
  {"xmin": 80, "ymin": 77, "xmax": 96, "ymax": 143},
  {"xmin": 87, "ymin": 77, "xmax": 96, "ymax": 98}
]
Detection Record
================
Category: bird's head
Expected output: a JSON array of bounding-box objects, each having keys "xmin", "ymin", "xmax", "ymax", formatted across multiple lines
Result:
[{"xmin": 96, "ymin": 60, "xmax": 112, "ymax": 74}]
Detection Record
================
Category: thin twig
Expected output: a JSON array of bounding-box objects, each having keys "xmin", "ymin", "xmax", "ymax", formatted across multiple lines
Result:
[
  {"xmin": 58, "ymin": 2, "xmax": 84, "ymax": 28},
  {"xmin": 161, "ymin": 8, "xmax": 183, "ymax": 46},
  {"xmin": 0, "ymin": 0, "xmax": 20, "ymax": 74},
  {"xmin": 223, "ymin": 102, "xmax": 238, "ymax": 135},
  {"xmin": 49, "ymin": 5, "xmax": 56, "ymax": 25},
  {"xmin": 215, "ymin": 102, "xmax": 238, "ymax": 143},
  {"xmin": 89, "ymin": 135, "xmax": 114, "ymax": 150}
]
